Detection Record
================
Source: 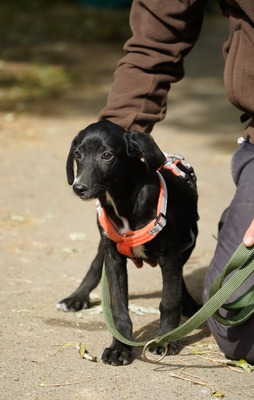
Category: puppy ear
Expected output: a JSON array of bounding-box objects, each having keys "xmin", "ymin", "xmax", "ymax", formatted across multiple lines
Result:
[
  {"xmin": 125, "ymin": 131, "xmax": 166, "ymax": 172},
  {"xmin": 66, "ymin": 139, "xmax": 77, "ymax": 185}
]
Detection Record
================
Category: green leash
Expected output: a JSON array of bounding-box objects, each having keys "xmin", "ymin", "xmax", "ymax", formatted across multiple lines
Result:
[{"xmin": 101, "ymin": 243, "xmax": 254, "ymax": 362}]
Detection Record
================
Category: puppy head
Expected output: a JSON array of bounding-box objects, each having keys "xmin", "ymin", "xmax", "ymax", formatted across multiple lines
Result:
[
  {"xmin": 66, "ymin": 120, "xmax": 133, "ymax": 199},
  {"xmin": 66, "ymin": 120, "xmax": 125, "ymax": 185},
  {"xmin": 66, "ymin": 120, "xmax": 166, "ymax": 199}
]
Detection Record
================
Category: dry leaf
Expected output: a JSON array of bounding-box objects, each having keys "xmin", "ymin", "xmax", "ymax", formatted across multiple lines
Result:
[
  {"xmin": 10, "ymin": 214, "xmax": 26, "ymax": 222},
  {"xmin": 211, "ymin": 391, "xmax": 225, "ymax": 398},
  {"xmin": 60, "ymin": 342, "xmax": 98, "ymax": 362},
  {"xmin": 129, "ymin": 304, "xmax": 159, "ymax": 315},
  {"xmin": 69, "ymin": 232, "xmax": 86, "ymax": 241},
  {"xmin": 223, "ymin": 359, "xmax": 253, "ymax": 373},
  {"xmin": 77, "ymin": 342, "xmax": 98, "ymax": 362},
  {"xmin": 62, "ymin": 247, "xmax": 78, "ymax": 254}
]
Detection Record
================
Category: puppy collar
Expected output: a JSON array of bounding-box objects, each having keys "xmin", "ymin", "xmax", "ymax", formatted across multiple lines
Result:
[{"xmin": 96, "ymin": 154, "xmax": 196, "ymax": 267}]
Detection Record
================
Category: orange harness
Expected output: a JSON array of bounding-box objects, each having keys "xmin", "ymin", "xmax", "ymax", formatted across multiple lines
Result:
[{"xmin": 96, "ymin": 154, "xmax": 196, "ymax": 268}]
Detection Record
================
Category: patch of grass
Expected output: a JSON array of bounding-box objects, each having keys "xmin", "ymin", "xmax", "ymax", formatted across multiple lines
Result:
[
  {"xmin": 0, "ymin": 2, "xmax": 130, "ymax": 52},
  {"xmin": 0, "ymin": 1, "xmax": 130, "ymax": 111},
  {"xmin": 0, "ymin": 1, "xmax": 220, "ymax": 112},
  {"xmin": 0, "ymin": 60, "xmax": 71, "ymax": 110}
]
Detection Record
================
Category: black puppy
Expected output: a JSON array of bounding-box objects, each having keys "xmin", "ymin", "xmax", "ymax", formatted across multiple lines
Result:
[{"xmin": 58, "ymin": 120, "xmax": 199, "ymax": 365}]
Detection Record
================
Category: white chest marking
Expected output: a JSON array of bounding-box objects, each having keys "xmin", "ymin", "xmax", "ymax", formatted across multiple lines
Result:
[
  {"xmin": 132, "ymin": 245, "xmax": 147, "ymax": 259},
  {"xmin": 105, "ymin": 192, "xmax": 130, "ymax": 234}
]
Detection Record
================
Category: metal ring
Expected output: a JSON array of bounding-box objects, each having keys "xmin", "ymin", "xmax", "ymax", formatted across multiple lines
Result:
[{"xmin": 142, "ymin": 339, "xmax": 168, "ymax": 363}]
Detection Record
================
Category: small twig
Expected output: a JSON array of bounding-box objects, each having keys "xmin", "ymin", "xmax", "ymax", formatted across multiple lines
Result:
[
  {"xmin": 169, "ymin": 371, "xmax": 216, "ymax": 392},
  {"xmin": 39, "ymin": 381, "xmax": 83, "ymax": 388},
  {"xmin": 196, "ymin": 354, "xmax": 244, "ymax": 373},
  {"xmin": 169, "ymin": 369, "xmax": 246, "ymax": 397}
]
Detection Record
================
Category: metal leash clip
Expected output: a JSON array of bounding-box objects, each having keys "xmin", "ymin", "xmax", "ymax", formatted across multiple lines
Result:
[{"xmin": 142, "ymin": 339, "xmax": 168, "ymax": 363}]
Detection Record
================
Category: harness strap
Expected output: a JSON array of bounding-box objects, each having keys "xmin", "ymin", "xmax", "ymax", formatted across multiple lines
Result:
[{"xmin": 160, "ymin": 153, "xmax": 197, "ymax": 188}]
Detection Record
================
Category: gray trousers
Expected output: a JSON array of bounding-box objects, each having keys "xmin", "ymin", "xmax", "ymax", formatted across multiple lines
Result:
[{"xmin": 202, "ymin": 141, "xmax": 254, "ymax": 362}]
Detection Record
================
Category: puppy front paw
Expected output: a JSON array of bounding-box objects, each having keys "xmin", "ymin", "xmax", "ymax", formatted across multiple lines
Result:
[
  {"xmin": 57, "ymin": 295, "xmax": 89, "ymax": 312},
  {"xmin": 150, "ymin": 341, "xmax": 179, "ymax": 356},
  {"xmin": 167, "ymin": 341, "xmax": 179, "ymax": 355},
  {"xmin": 101, "ymin": 345, "xmax": 132, "ymax": 366}
]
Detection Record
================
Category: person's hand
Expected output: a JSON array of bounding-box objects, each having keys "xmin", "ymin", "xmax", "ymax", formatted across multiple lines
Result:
[
  {"xmin": 243, "ymin": 219, "xmax": 254, "ymax": 247},
  {"xmin": 243, "ymin": 131, "xmax": 254, "ymax": 144}
]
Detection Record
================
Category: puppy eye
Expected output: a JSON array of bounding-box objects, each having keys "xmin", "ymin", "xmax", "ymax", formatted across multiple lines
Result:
[
  {"xmin": 74, "ymin": 150, "xmax": 81, "ymax": 160},
  {"xmin": 102, "ymin": 152, "xmax": 113, "ymax": 161}
]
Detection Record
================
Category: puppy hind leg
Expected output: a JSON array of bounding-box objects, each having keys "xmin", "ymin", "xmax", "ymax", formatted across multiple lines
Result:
[
  {"xmin": 182, "ymin": 278, "xmax": 201, "ymax": 317},
  {"xmin": 153, "ymin": 256, "xmax": 183, "ymax": 356}
]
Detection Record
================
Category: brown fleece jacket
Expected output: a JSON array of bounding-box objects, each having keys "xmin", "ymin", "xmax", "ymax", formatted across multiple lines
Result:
[{"xmin": 98, "ymin": 0, "xmax": 254, "ymax": 137}]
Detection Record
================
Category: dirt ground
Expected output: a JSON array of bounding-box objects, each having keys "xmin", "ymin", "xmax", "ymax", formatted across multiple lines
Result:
[{"xmin": 1, "ymin": 9, "xmax": 254, "ymax": 400}]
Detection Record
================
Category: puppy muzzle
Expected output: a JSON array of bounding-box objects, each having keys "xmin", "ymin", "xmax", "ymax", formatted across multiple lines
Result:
[
  {"xmin": 73, "ymin": 183, "xmax": 88, "ymax": 197},
  {"xmin": 73, "ymin": 182, "xmax": 105, "ymax": 200}
]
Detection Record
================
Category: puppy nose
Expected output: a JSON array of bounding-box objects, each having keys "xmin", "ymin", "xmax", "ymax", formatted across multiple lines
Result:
[{"xmin": 73, "ymin": 183, "xmax": 88, "ymax": 196}]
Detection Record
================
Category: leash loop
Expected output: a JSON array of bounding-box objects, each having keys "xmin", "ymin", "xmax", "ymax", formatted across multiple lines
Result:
[
  {"xmin": 101, "ymin": 243, "xmax": 254, "ymax": 363},
  {"xmin": 142, "ymin": 339, "xmax": 168, "ymax": 363}
]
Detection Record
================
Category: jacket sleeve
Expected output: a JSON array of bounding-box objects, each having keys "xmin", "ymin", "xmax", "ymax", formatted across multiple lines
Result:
[{"xmin": 98, "ymin": 0, "xmax": 208, "ymax": 132}]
